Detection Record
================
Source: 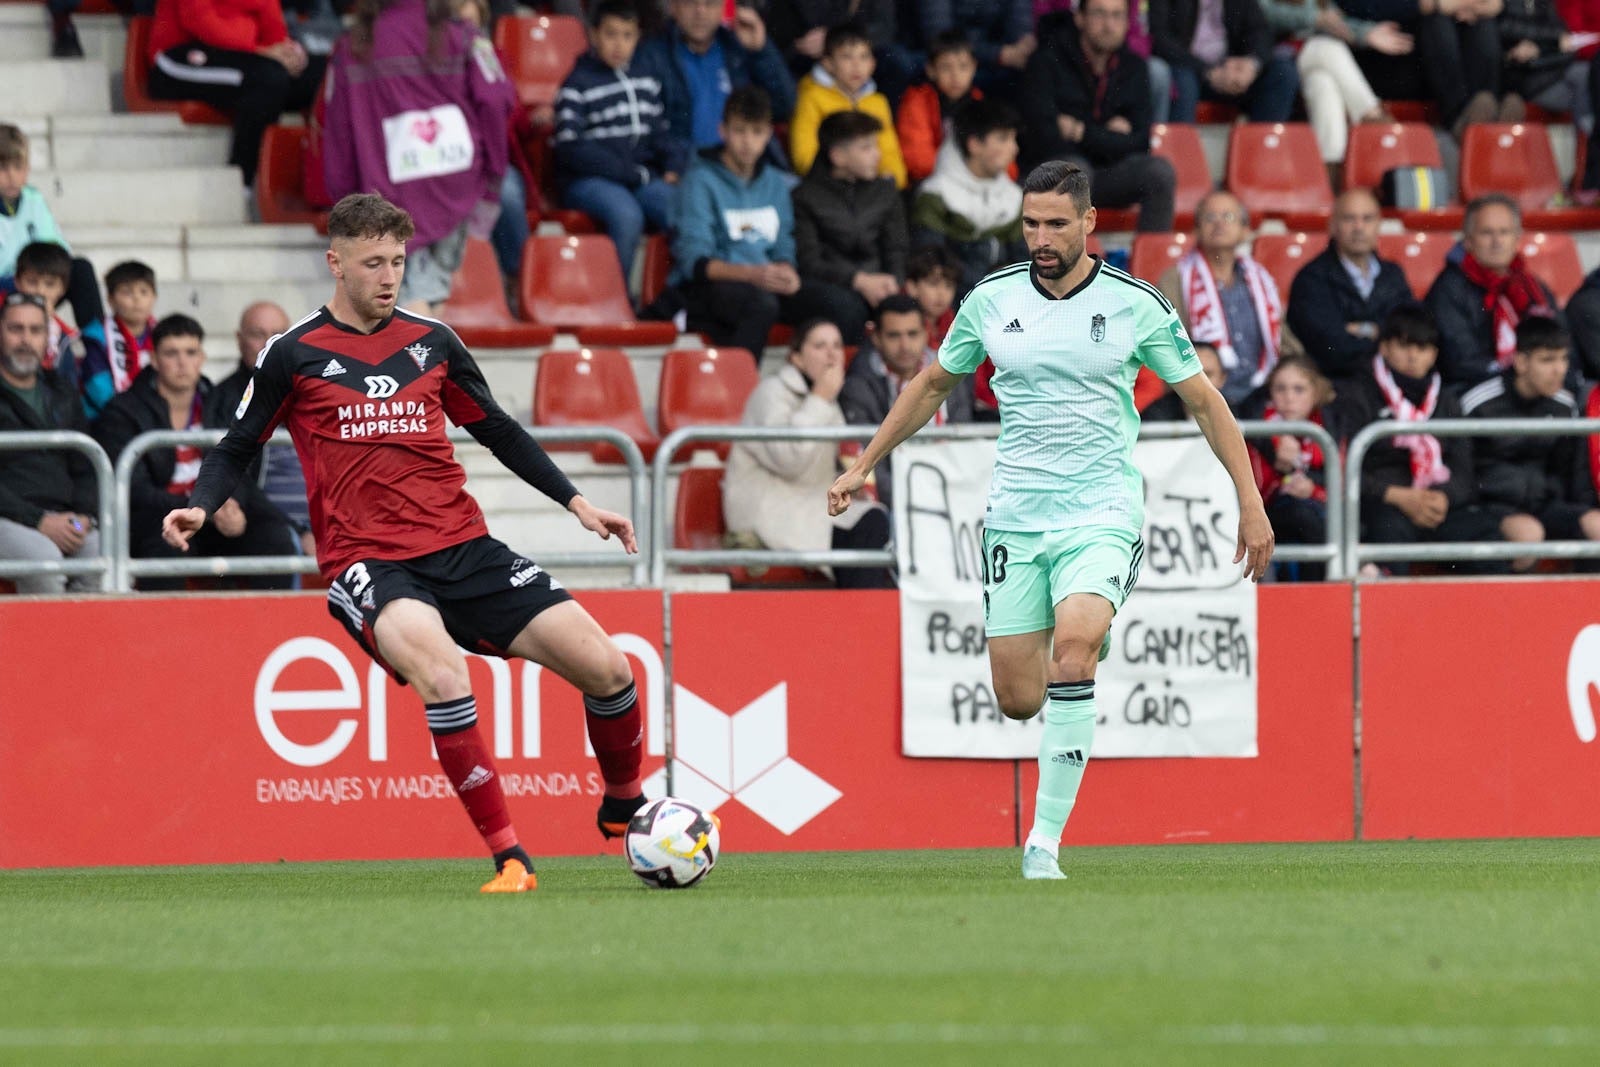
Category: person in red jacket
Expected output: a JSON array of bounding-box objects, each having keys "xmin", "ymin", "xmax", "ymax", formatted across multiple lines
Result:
[{"xmin": 146, "ymin": 0, "xmax": 325, "ymax": 189}]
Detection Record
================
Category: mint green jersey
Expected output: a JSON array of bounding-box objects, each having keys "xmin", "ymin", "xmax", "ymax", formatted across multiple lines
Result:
[{"xmin": 938, "ymin": 258, "xmax": 1202, "ymax": 533}]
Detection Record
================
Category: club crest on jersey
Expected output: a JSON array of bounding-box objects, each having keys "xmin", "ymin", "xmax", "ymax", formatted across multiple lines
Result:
[
  {"xmin": 406, "ymin": 342, "xmax": 431, "ymax": 371},
  {"xmin": 1090, "ymin": 313, "xmax": 1106, "ymax": 343}
]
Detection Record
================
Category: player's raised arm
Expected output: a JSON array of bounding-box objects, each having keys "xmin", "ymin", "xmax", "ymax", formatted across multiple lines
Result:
[
  {"xmin": 829, "ymin": 360, "xmax": 964, "ymax": 516},
  {"xmin": 1170, "ymin": 370, "xmax": 1275, "ymax": 581}
]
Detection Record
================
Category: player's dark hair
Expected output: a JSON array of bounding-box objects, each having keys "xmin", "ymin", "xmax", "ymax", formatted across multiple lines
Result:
[
  {"xmin": 104, "ymin": 259, "xmax": 157, "ymax": 295},
  {"xmin": 1464, "ymin": 192, "xmax": 1521, "ymax": 232},
  {"xmin": 0, "ymin": 123, "xmax": 27, "ymax": 167},
  {"xmin": 823, "ymin": 22, "xmax": 871, "ymax": 56},
  {"xmin": 906, "ymin": 244, "xmax": 962, "ymax": 286},
  {"xmin": 1377, "ymin": 302, "xmax": 1439, "ymax": 349},
  {"xmin": 1, "ymin": 291, "xmax": 49, "ymax": 326},
  {"xmin": 872, "ymin": 292, "xmax": 924, "ymax": 328},
  {"xmin": 789, "ymin": 317, "xmax": 841, "ymax": 353},
  {"xmin": 328, "ymin": 193, "xmax": 417, "ymax": 244},
  {"xmin": 723, "ymin": 84, "xmax": 772, "ymax": 126},
  {"xmin": 15, "ymin": 242, "xmax": 73, "ymax": 287},
  {"xmin": 817, "ymin": 110, "xmax": 882, "ymax": 167},
  {"xmin": 926, "ymin": 29, "xmax": 974, "ymax": 65},
  {"xmin": 1021, "ymin": 160, "xmax": 1091, "ymax": 215},
  {"xmin": 1515, "ymin": 313, "xmax": 1569, "ymax": 356},
  {"xmin": 152, "ymin": 313, "xmax": 204, "ymax": 349},
  {"xmin": 952, "ymin": 97, "xmax": 1019, "ymax": 159},
  {"xmin": 590, "ymin": 0, "xmax": 638, "ymax": 28}
]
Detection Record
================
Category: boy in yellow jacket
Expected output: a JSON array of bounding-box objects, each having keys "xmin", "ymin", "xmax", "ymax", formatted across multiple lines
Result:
[{"xmin": 790, "ymin": 24, "xmax": 906, "ymax": 188}]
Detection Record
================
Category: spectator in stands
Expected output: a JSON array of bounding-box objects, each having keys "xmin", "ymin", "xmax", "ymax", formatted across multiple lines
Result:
[
  {"xmin": 1565, "ymin": 265, "xmax": 1600, "ymax": 381},
  {"xmin": 769, "ymin": 0, "xmax": 911, "ymax": 104},
  {"xmin": 94, "ymin": 314, "xmax": 296, "ymax": 590},
  {"xmin": 1424, "ymin": 193, "xmax": 1562, "ymax": 388},
  {"xmin": 897, "ymin": 31, "xmax": 986, "ymax": 186},
  {"xmin": 13, "ymin": 242, "xmax": 82, "ymax": 392},
  {"xmin": 47, "ymin": 0, "xmax": 86, "ymax": 58},
  {"xmin": 81, "ymin": 260, "xmax": 159, "ymax": 423},
  {"xmin": 146, "ymin": 0, "xmax": 324, "ymax": 189},
  {"xmin": 552, "ymin": 0, "xmax": 688, "ymax": 284},
  {"xmin": 1261, "ymin": 1, "xmax": 1394, "ymax": 184},
  {"xmin": 324, "ymin": 0, "xmax": 516, "ymax": 315},
  {"xmin": 1337, "ymin": 0, "xmax": 1506, "ymax": 139},
  {"xmin": 1498, "ymin": 0, "xmax": 1592, "ymax": 134},
  {"xmin": 1287, "ymin": 188, "xmax": 1413, "ymax": 380},
  {"xmin": 670, "ymin": 87, "xmax": 852, "ymax": 356},
  {"xmin": 916, "ymin": 0, "xmax": 1037, "ymax": 95},
  {"xmin": 1148, "ymin": 0, "xmax": 1299, "ymax": 122},
  {"xmin": 1020, "ymin": 0, "xmax": 1177, "ymax": 234},
  {"xmin": 1331, "ymin": 301, "xmax": 1503, "ymax": 575},
  {"xmin": 0, "ymin": 293, "xmax": 102, "ymax": 594},
  {"xmin": 1249, "ymin": 354, "xmax": 1335, "ymax": 579},
  {"xmin": 790, "ymin": 23, "xmax": 908, "ymax": 186},
  {"xmin": 1038, "ymin": 0, "xmax": 1176, "ymax": 120},
  {"xmin": 839, "ymin": 293, "xmax": 975, "ymax": 507},
  {"xmin": 1559, "ymin": 0, "xmax": 1600, "ymax": 202},
  {"xmin": 1158, "ymin": 191, "xmax": 1292, "ymax": 407},
  {"xmin": 1462, "ymin": 315, "xmax": 1600, "ymax": 569},
  {"xmin": 904, "ymin": 244, "xmax": 961, "ymax": 349},
  {"xmin": 1141, "ymin": 339, "xmax": 1228, "ymax": 419},
  {"xmin": 911, "ymin": 98, "xmax": 1025, "ymax": 295},
  {"xmin": 640, "ymin": 0, "xmax": 797, "ymax": 152},
  {"xmin": 212, "ymin": 301, "xmax": 314, "ymax": 556},
  {"xmin": 793, "ymin": 111, "xmax": 910, "ymax": 344},
  {"xmin": 0, "ymin": 125, "xmax": 103, "ymax": 332},
  {"xmin": 723, "ymin": 317, "xmax": 894, "ymax": 588}
]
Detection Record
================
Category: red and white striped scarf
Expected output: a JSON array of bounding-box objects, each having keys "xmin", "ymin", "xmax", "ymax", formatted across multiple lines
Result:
[
  {"xmin": 1177, "ymin": 249, "xmax": 1281, "ymax": 386},
  {"xmin": 1372, "ymin": 356, "xmax": 1450, "ymax": 488},
  {"xmin": 1263, "ymin": 403, "xmax": 1325, "ymax": 474},
  {"xmin": 165, "ymin": 392, "xmax": 206, "ymax": 496},
  {"xmin": 104, "ymin": 315, "xmax": 155, "ymax": 394}
]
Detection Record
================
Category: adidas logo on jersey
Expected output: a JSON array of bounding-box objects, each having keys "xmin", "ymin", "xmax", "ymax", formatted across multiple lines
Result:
[
  {"xmin": 321, "ymin": 359, "xmax": 347, "ymax": 378},
  {"xmin": 1003, "ymin": 318, "xmax": 1024, "ymax": 333},
  {"xmin": 459, "ymin": 765, "xmax": 494, "ymax": 791}
]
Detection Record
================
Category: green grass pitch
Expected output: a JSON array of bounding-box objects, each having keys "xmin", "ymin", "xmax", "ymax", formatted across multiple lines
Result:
[{"xmin": 4, "ymin": 840, "xmax": 1600, "ymax": 1065}]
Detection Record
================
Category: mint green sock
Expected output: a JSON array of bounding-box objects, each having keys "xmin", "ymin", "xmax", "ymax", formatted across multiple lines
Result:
[{"xmin": 1028, "ymin": 680, "xmax": 1096, "ymax": 851}]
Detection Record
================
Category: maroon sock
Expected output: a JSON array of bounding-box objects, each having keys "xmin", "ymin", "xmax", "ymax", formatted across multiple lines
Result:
[
  {"xmin": 584, "ymin": 682, "xmax": 643, "ymax": 798},
  {"xmin": 426, "ymin": 697, "xmax": 518, "ymax": 854}
]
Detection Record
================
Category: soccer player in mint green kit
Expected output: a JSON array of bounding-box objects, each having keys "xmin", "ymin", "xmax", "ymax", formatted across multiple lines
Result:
[{"xmin": 829, "ymin": 161, "xmax": 1274, "ymax": 879}]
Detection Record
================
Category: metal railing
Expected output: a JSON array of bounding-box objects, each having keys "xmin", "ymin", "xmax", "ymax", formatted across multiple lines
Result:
[
  {"xmin": 1343, "ymin": 417, "xmax": 1600, "ymax": 576},
  {"xmin": 111, "ymin": 426, "xmax": 651, "ymax": 591},
  {"xmin": 649, "ymin": 420, "xmax": 1346, "ymax": 584},
  {"xmin": 0, "ymin": 431, "xmax": 115, "ymax": 588}
]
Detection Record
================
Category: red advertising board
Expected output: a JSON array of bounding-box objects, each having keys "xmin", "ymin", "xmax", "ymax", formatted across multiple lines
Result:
[{"xmin": 1360, "ymin": 579, "xmax": 1600, "ymax": 840}]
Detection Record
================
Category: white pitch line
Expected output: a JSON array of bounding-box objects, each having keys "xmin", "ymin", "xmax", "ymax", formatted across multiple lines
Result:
[{"xmin": 1, "ymin": 1022, "xmax": 1598, "ymax": 1049}]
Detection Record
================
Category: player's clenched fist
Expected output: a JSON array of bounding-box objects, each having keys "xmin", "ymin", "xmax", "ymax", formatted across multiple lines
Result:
[
  {"xmin": 162, "ymin": 507, "xmax": 207, "ymax": 550},
  {"xmin": 827, "ymin": 469, "xmax": 866, "ymax": 517}
]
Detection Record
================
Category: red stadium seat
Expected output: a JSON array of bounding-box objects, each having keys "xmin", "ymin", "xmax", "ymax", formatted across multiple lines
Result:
[
  {"xmin": 518, "ymin": 235, "xmax": 677, "ymax": 345},
  {"xmin": 673, "ymin": 466, "xmax": 827, "ymax": 586},
  {"xmin": 255, "ymin": 125, "xmax": 330, "ymax": 230},
  {"xmin": 440, "ymin": 238, "xmax": 557, "ymax": 348},
  {"xmin": 1517, "ymin": 232, "xmax": 1584, "ymax": 303},
  {"xmin": 1249, "ymin": 231, "xmax": 1329, "ymax": 305},
  {"xmin": 123, "ymin": 17, "xmax": 231, "ymax": 125},
  {"xmin": 532, "ymin": 347, "xmax": 658, "ymax": 462},
  {"xmin": 1459, "ymin": 123, "xmax": 1562, "ymax": 213},
  {"xmin": 1226, "ymin": 123, "xmax": 1332, "ymax": 229},
  {"xmin": 1343, "ymin": 123, "xmax": 1444, "ymax": 195},
  {"xmin": 1129, "ymin": 231, "xmax": 1192, "ymax": 285},
  {"xmin": 494, "ymin": 14, "xmax": 587, "ymax": 110},
  {"xmin": 1151, "ymin": 122, "xmax": 1213, "ymax": 231},
  {"xmin": 1377, "ymin": 231, "xmax": 1451, "ymax": 299},
  {"xmin": 639, "ymin": 234, "xmax": 673, "ymax": 308},
  {"xmin": 1193, "ymin": 101, "xmax": 1238, "ymax": 124},
  {"xmin": 657, "ymin": 347, "xmax": 760, "ymax": 460}
]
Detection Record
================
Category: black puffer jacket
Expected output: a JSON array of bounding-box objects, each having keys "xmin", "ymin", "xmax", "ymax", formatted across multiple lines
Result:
[
  {"xmin": 0, "ymin": 368, "xmax": 98, "ymax": 527},
  {"xmin": 791, "ymin": 170, "xmax": 909, "ymax": 288},
  {"xmin": 1460, "ymin": 368, "xmax": 1597, "ymax": 512}
]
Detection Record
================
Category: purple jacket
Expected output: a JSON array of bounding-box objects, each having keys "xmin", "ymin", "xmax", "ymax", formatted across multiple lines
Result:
[{"xmin": 322, "ymin": 0, "xmax": 516, "ymax": 248}]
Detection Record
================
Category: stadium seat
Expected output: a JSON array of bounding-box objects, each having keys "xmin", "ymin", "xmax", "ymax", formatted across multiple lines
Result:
[
  {"xmin": 532, "ymin": 347, "xmax": 659, "ymax": 463},
  {"xmin": 1517, "ymin": 232, "xmax": 1584, "ymax": 303},
  {"xmin": 1226, "ymin": 123, "xmax": 1332, "ymax": 229},
  {"xmin": 494, "ymin": 14, "xmax": 587, "ymax": 110},
  {"xmin": 640, "ymin": 234, "xmax": 673, "ymax": 308},
  {"xmin": 1343, "ymin": 123, "xmax": 1444, "ymax": 195},
  {"xmin": 1151, "ymin": 122, "xmax": 1213, "ymax": 231},
  {"xmin": 1459, "ymin": 123, "xmax": 1562, "ymax": 213},
  {"xmin": 1129, "ymin": 231, "xmax": 1191, "ymax": 285},
  {"xmin": 673, "ymin": 466, "xmax": 827, "ymax": 586},
  {"xmin": 657, "ymin": 347, "xmax": 760, "ymax": 460},
  {"xmin": 123, "ymin": 17, "xmax": 231, "ymax": 125},
  {"xmin": 518, "ymin": 235, "xmax": 677, "ymax": 345},
  {"xmin": 1249, "ymin": 231, "xmax": 1329, "ymax": 305},
  {"xmin": 255, "ymin": 125, "xmax": 330, "ymax": 230},
  {"xmin": 439, "ymin": 238, "xmax": 557, "ymax": 348},
  {"xmin": 1377, "ymin": 231, "xmax": 1451, "ymax": 299}
]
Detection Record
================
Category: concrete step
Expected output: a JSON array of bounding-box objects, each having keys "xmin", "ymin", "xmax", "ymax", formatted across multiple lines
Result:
[
  {"xmin": 68, "ymin": 227, "xmax": 185, "ymax": 296},
  {"xmin": 50, "ymin": 113, "xmax": 230, "ymax": 170},
  {"xmin": 7, "ymin": 59, "xmax": 112, "ymax": 116},
  {"xmin": 185, "ymin": 224, "xmax": 328, "ymax": 283},
  {"xmin": 34, "ymin": 166, "xmax": 246, "ymax": 227},
  {"xmin": 0, "ymin": 8, "xmax": 125, "ymax": 68},
  {"xmin": 160, "ymin": 278, "xmax": 327, "ymax": 348},
  {"xmin": 15, "ymin": 117, "xmax": 51, "ymax": 169}
]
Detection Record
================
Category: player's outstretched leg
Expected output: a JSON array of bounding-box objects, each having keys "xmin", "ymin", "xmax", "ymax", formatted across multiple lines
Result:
[{"xmin": 1024, "ymin": 680, "xmax": 1095, "ymax": 880}]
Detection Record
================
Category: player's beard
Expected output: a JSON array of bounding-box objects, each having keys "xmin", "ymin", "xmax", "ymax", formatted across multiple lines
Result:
[{"xmin": 1032, "ymin": 245, "xmax": 1079, "ymax": 280}]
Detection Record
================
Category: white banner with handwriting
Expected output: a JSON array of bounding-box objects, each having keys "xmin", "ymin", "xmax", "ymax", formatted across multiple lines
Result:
[{"xmin": 894, "ymin": 434, "xmax": 1258, "ymax": 758}]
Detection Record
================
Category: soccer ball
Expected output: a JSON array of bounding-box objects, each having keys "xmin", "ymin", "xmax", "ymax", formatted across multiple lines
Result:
[{"xmin": 624, "ymin": 797, "xmax": 721, "ymax": 889}]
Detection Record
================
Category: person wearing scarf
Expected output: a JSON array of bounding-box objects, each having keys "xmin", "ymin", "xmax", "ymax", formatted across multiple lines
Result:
[
  {"xmin": 1328, "ymin": 302, "xmax": 1504, "ymax": 575},
  {"xmin": 1248, "ymin": 354, "xmax": 1334, "ymax": 579},
  {"xmin": 1158, "ymin": 190, "xmax": 1285, "ymax": 407},
  {"xmin": 1424, "ymin": 193, "xmax": 1564, "ymax": 388}
]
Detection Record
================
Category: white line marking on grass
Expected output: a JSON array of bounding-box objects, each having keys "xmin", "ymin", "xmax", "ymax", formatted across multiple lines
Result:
[{"xmin": 3, "ymin": 1023, "xmax": 1599, "ymax": 1049}]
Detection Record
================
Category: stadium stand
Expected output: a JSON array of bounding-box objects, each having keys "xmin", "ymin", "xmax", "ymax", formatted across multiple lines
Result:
[
  {"xmin": 1250, "ymin": 232, "xmax": 1329, "ymax": 306},
  {"xmin": 1150, "ymin": 122, "xmax": 1213, "ymax": 233},
  {"xmin": 533, "ymin": 347, "xmax": 660, "ymax": 463},
  {"xmin": 493, "ymin": 14, "xmax": 588, "ymax": 112},
  {"xmin": 1377, "ymin": 231, "xmax": 1452, "ymax": 300},
  {"xmin": 254, "ymin": 125, "xmax": 328, "ymax": 230},
  {"xmin": 518, "ymin": 235, "xmax": 677, "ymax": 346},
  {"xmin": 1516, "ymin": 232, "xmax": 1585, "ymax": 304},
  {"xmin": 673, "ymin": 465, "xmax": 827, "ymax": 587},
  {"xmin": 1129, "ymin": 231, "xmax": 1193, "ymax": 285},
  {"xmin": 1225, "ymin": 123, "xmax": 1332, "ymax": 231},
  {"xmin": 121, "ymin": 16, "xmax": 229, "ymax": 126},
  {"xmin": 656, "ymin": 347, "xmax": 761, "ymax": 461},
  {"xmin": 440, "ymin": 238, "xmax": 557, "ymax": 349}
]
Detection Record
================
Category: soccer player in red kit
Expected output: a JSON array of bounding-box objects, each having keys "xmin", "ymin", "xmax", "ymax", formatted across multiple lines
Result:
[{"xmin": 162, "ymin": 194, "xmax": 646, "ymax": 893}]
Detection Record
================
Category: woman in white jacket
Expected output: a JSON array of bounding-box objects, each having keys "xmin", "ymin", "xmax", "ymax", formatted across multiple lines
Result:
[{"xmin": 723, "ymin": 319, "xmax": 893, "ymax": 588}]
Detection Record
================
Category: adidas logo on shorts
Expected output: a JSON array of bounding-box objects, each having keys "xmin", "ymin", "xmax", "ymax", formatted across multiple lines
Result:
[
  {"xmin": 322, "ymin": 359, "xmax": 347, "ymax": 378},
  {"xmin": 1002, "ymin": 318, "xmax": 1024, "ymax": 333}
]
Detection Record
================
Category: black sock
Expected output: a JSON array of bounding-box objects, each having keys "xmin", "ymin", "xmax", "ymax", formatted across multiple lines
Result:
[{"xmin": 493, "ymin": 845, "xmax": 533, "ymax": 873}]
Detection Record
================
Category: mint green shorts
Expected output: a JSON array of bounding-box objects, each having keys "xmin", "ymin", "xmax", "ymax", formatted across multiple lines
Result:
[{"xmin": 980, "ymin": 525, "xmax": 1144, "ymax": 637}]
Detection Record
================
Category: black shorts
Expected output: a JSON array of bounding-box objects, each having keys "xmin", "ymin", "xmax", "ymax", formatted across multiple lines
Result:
[{"xmin": 326, "ymin": 536, "xmax": 573, "ymax": 682}]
